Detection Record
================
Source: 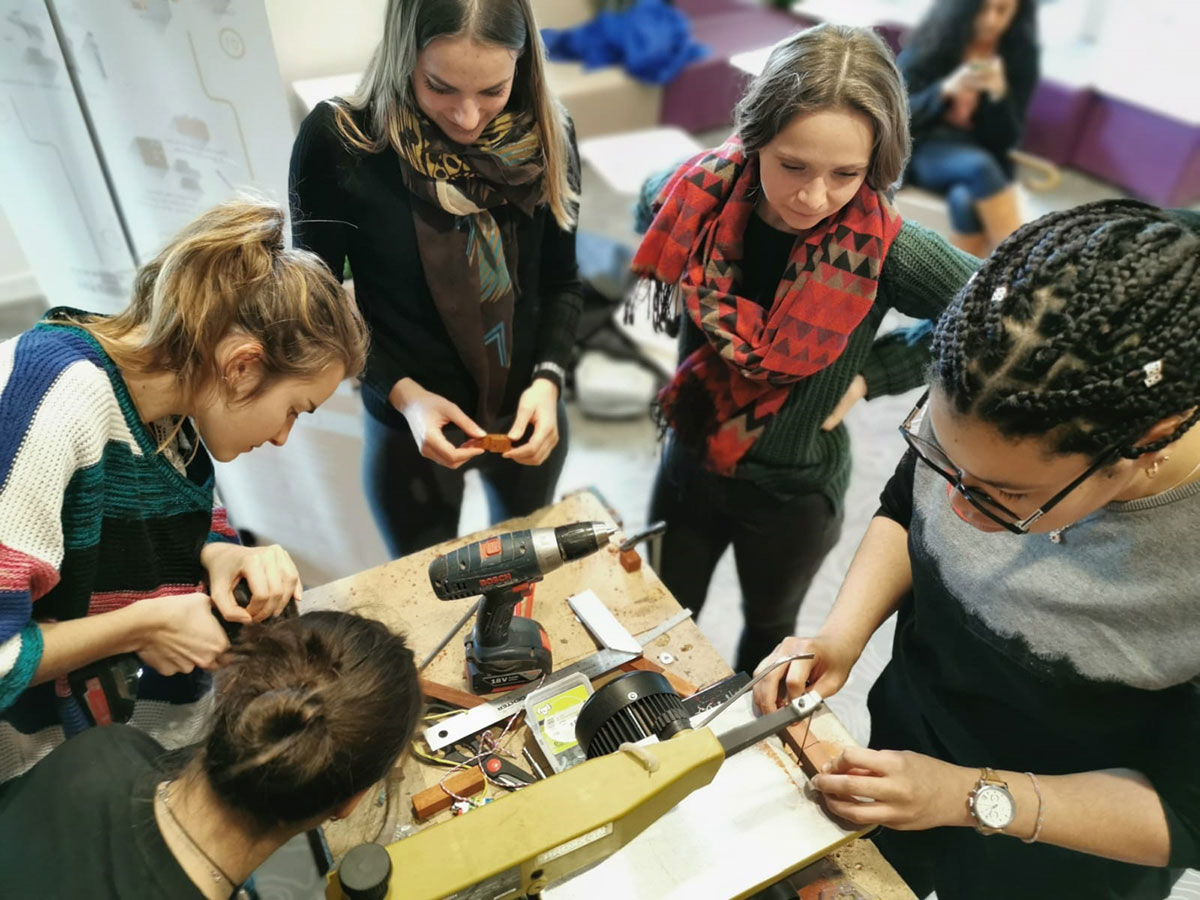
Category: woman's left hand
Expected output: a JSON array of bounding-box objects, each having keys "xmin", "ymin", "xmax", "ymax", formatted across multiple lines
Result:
[
  {"xmin": 504, "ymin": 379, "xmax": 560, "ymax": 466},
  {"xmin": 809, "ymin": 746, "xmax": 975, "ymax": 831},
  {"xmin": 201, "ymin": 541, "xmax": 302, "ymax": 623},
  {"xmin": 821, "ymin": 375, "xmax": 868, "ymax": 431}
]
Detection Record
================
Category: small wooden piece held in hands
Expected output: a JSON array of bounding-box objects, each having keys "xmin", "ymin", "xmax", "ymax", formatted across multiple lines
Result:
[
  {"xmin": 412, "ymin": 768, "xmax": 486, "ymax": 821},
  {"xmin": 465, "ymin": 434, "xmax": 514, "ymax": 453}
]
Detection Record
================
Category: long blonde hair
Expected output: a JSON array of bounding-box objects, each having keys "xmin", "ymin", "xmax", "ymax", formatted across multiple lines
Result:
[
  {"xmin": 78, "ymin": 198, "xmax": 368, "ymax": 419},
  {"xmin": 333, "ymin": 0, "xmax": 578, "ymax": 230}
]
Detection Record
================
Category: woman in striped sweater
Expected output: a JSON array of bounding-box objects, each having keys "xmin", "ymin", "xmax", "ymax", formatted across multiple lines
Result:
[{"xmin": 0, "ymin": 198, "xmax": 368, "ymax": 783}]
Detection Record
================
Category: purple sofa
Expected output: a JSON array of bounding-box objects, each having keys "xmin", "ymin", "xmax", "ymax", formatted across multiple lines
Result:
[{"xmin": 660, "ymin": 0, "xmax": 806, "ymax": 134}]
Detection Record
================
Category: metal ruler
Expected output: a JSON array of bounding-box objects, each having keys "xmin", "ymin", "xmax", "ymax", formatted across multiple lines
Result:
[
  {"xmin": 424, "ymin": 647, "xmax": 641, "ymax": 751},
  {"xmin": 635, "ymin": 608, "xmax": 692, "ymax": 647}
]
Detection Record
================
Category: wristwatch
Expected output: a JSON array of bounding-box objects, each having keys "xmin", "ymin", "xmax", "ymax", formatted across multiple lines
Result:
[{"xmin": 968, "ymin": 767, "xmax": 1016, "ymax": 834}]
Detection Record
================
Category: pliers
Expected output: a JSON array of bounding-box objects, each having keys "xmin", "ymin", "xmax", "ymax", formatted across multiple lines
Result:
[
  {"xmin": 421, "ymin": 702, "xmax": 534, "ymax": 790},
  {"xmin": 442, "ymin": 736, "xmax": 534, "ymax": 790}
]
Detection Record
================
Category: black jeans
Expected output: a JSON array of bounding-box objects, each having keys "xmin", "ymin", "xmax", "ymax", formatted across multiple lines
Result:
[
  {"xmin": 649, "ymin": 451, "xmax": 843, "ymax": 674},
  {"xmin": 362, "ymin": 401, "xmax": 569, "ymax": 558}
]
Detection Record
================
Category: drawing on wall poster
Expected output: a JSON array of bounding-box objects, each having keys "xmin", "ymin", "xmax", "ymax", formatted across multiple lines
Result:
[
  {"xmin": 0, "ymin": 0, "xmax": 291, "ymax": 310},
  {"xmin": 0, "ymin": 1, "xmax": 133, "ymax": 312}
]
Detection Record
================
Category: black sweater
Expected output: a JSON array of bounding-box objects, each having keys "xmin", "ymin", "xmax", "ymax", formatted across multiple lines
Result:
[
  {"xmin": 289, "ymin": 101, "xmax": 583, "ymax": 426},
  {"xmin": 870, "ymin": 449, "xmax": 1200, "ymax": 899}
]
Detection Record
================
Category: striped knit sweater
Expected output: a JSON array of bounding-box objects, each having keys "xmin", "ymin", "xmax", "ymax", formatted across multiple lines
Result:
[{"xmin": 0, "ymin": 310, "xmax": 237, "ymax": 782}]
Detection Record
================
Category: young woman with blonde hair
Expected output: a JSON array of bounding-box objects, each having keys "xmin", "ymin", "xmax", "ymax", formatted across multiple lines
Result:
[
  {"xmin": 0, "ymin": 197, "xmax": 368, "ymax": 783},
  {"xmin": 636, "ymin": 24, "xmax": 979, "ymax": 674},
  {"xmin": 290, "ymin": 0, "xmax": 582, "ymax": 557}
]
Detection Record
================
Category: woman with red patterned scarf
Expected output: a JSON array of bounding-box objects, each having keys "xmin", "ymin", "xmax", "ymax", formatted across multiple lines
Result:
[{"xmin": 634, "ymin": 24, "xmax": 979, "ymax": 674}]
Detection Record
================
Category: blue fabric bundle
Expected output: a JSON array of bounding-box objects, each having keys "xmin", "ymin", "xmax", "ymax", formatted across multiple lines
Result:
[{"xmin": 541, "ymin": 0, "xmax": 709, "ymax": 85}]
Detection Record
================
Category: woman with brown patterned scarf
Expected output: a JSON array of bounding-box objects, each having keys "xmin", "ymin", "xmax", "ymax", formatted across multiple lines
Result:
[{"xmin": 289, "ymin": 0, "xmax": 581, "ymax": 557}]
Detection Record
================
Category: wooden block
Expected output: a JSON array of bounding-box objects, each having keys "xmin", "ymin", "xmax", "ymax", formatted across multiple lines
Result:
[
  {"xmin": 619, "ymin": 548, "xmax": 642, "ymax": 572},
  {"xmin": 466, "ymin": 434, "xmax": 513, "ymax": 453},
  {"xmin": 618, "ymin": 656, "xmax": 698, "ymax": 698},
  {"xmin": 420, "ymin": 677, "xmax": 486, "ymax": 709},
  {"xmin": 780, "ymin": 721, "xmax": 842, "ymax": 777},
  {"xmin": 412, "ymin": 768, "xmax": 486, "ymax": 821}
]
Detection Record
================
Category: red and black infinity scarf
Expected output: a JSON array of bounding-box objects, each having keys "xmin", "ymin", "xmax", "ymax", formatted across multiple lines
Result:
[{"xmin": 633, "ymin": 137, "xmax": 902, "ymax": 475}]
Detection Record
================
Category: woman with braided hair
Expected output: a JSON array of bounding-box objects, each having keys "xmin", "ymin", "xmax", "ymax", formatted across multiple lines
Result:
[
  {"xmin": 0, "ymin": 611, "xmax": 423, "ymax": 899},
  {"xmin": 754, "ymin": 200, "xmax": 1200, "ymax": 899}
]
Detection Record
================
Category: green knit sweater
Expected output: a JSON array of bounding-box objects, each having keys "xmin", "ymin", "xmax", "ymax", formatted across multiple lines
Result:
[{"xmin": 671, "ymin": 217, "xmax": 979, "ymax": 509}]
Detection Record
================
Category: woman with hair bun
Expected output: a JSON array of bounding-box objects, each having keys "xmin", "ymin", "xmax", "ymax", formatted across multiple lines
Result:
[
  {"xmin": 0, "ymin": 197, "xmax": 368, "ymax": 783},
  {"xmin": 0, "ymin": 611, "xmax": 423, "ymax": 899}
]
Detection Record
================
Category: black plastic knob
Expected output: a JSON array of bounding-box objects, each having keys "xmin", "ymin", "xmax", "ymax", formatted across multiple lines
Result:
[{"xmin": 338, "ymin": 842, "xmax": 392, "ymax": 900}]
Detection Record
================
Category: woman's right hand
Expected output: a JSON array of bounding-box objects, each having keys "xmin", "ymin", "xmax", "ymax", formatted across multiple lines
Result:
[
  {"xmin": 751, "ymin": 632, "xmax": 864, "ymax": 714},
  {"xmin": 941, "ymin": 61, "xmax": 986, "ymax": 98},
  {"xmin": 132, "ymin": 592, "xmax": 230, "ymax": 676},
  {"xmin": 389, "ymin": 377, "xmax": 486, "ymax": 469}
]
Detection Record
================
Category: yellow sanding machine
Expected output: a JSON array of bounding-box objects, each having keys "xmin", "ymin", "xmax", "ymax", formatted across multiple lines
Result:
[{"xmin": 326, "ymin": 671, "xmax": 822, "ymax": 900}]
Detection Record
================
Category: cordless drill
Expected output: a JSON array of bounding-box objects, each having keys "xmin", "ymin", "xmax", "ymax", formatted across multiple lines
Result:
[{"xmin": 428, "ymin": 522, "xmax": 616, "ymax": 694}]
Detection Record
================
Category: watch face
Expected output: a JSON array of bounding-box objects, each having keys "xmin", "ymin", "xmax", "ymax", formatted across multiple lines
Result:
[{"xmin": 975, "ymin": 785, "xmax": 1015, "ymax": 829}]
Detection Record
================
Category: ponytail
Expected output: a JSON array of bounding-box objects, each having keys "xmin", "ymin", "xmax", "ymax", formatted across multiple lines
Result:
[{"xmin": 76, "ymin": 197, "xmax": 368, "ymax": 433}]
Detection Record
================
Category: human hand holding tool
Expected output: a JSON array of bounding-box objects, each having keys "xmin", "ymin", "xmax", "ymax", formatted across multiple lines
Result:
[
  {"xmin": 752, "ymin": 633, "xmax": 863, "ymax": 713},
  {"xmin": 202, "ymin": 541, "xmax": 301, "ymax": 622},
  {"xmin": 428, "ymin": 521, "xmax": 616, "ymax": 693}
]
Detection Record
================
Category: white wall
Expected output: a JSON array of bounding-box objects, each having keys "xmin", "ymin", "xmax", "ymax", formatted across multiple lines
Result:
[
  {"xmin": 0, "ymin": 210, "xmax": 36, "ymax": 307},
  {"xmin": 263, "ymin": 0, "xmax": 387, "ymax": 122},
  {"xmin": 0, "ymin": 0, "xmax": 600, "ymax": 306}
]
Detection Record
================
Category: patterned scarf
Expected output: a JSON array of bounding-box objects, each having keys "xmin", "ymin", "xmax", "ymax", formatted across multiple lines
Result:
[
  {"xmin": 397, "ymin": 106, "xmax": 545, "ymax": 426},
  {"xmin": 633, "ymin": 137, "xmax": 902, "ymax": 476}
]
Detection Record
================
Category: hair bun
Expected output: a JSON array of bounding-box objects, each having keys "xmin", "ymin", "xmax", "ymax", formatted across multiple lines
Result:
[{"xmin": 254, "ymin": 687, "xmax": 325, "ymax": 742}]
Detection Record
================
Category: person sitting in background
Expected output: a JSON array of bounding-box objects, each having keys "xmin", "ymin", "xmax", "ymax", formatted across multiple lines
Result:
[
  {"xmin": 755, "ymin": 201, "xmax": 1200, "ymax": 900},
  {"xmin": 899, "ymin": 0, "xmax": 1039, "ymax": 255},
  {"xmin": 0, "ymin": 611, "xmax": 423, "ymax": 899},
  {"xmin": 0, "ymin": 198, "xmax": 368, "ymax": 784}
]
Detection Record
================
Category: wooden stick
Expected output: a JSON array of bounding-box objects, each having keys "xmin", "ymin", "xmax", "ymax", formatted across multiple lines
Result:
[
  {"xmin": 420, "ymin": 677, "xmax": 487, "ymax": 710},
  {"xmin": 780, "ymin": 721, "xmax": 841, "ymax": 778},
  {"xmin": 412, "ymin": 768, "xmax": 486, "ymax": 821}
]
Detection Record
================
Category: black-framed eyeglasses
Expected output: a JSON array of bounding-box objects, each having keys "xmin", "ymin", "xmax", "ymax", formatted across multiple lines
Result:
[{"xmin": 898, "ymin": 390, "xmax": 1124, "ymax": 535}]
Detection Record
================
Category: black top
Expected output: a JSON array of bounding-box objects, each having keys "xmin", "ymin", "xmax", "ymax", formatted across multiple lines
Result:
[
  {"xmin": 0, "ymin": 725, "xmax": 204, "ymax": 899},
  {"xmin": 289, "ymin": 101, "xmax": 583, "ymax": 427},
  {"xmin": 869, "ymin": 449, "xmax": 1200, "ymax": 899},
  {"xmin": 898, "ymin": 37, "xmax": 1039, "ymax": 178}
]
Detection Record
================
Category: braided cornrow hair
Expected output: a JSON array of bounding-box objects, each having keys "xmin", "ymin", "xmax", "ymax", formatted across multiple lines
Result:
[{"xmin": 932, "ymin": 199, "xmax": 1200, "ymax": 460}]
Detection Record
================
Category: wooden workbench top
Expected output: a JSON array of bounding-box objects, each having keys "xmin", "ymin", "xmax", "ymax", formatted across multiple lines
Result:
[{"xmin": 303, "ymin": 490, "xmax": 914, "ymax": 900}]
